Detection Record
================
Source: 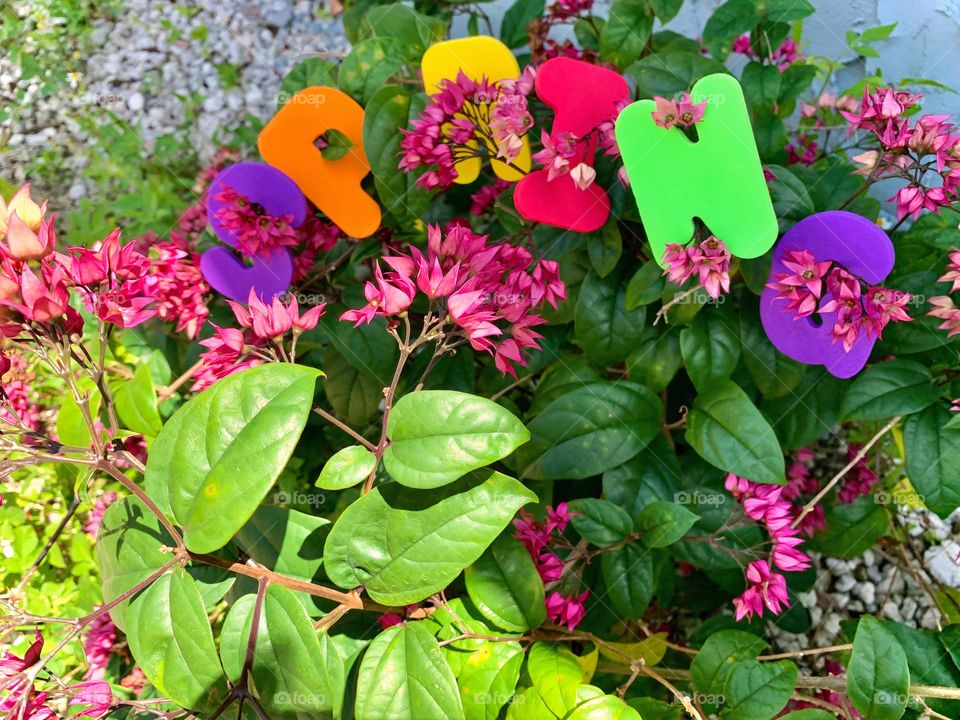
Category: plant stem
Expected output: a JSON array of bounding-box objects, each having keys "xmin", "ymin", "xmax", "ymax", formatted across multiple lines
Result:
[{"xmin": 313, "ymin": 407, "xmax": 376, "ymax": 451}]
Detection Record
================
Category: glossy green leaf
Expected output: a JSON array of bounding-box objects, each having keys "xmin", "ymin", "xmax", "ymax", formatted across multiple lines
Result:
[
  {"xmin": 459, "ymin": 641, "xmax": 524, "ymax": 720},
  {"xmin": 601, "ymin": 542, "xmax": 654, "ymax": 619},
  {"xmin": 324, "ymin": 470, "xmax": 537, "ymax": 604},
  {"xmin": 680, "ymin": 307, "xmax": 741, "ymax": 390},
  {"xmin": 587, "ymin": 222, "xmax": 623, "ymax": 278},
  {"xmin": 685, "ymin": 379, "xmax": 785, "ymax": 485},
  {"xmin": 233, "ymin": 504, "xmax": 328, "ymax": 582},
  {"xmin": 355, "ymin": 622, "xmax": 465, "ymax": 720},
  {"xmin": 692, "ymin": 630, "xmax": 767, "ymax": 695},
  {"xmin": 338, "ymin": 37, "xmax": 413, "ymax": 104},
  {"xmin": 500, "ymin": 0, "xmax": 545, "ymax": 48},
  {"xmin": 840, "ymin": 359, "xmax": 939, "ymax": 421},
  {"xmin": 625, "ymin": 260, "xmax": 666, "ymax": 309},
  {"xmin": 723, "ymin": 659, "xmax": 796, "ymax": 720},
  {"xmin": 809, "ymin": 496, "xmax": 890, "ymax": 559},
  {"xmin": 384, "ymin": 390, "xmax": 529, "ymax": 489},
  {"xmin": 522, "ymin": 381, "xmax": 662, "ymax": 480},
  {"xmin": 527, "ymin": 642, "xmax": 584, "ymax": 717},
  {"xmin": 600, "ymin": 0, "xmax": 653, "ymax": 70},
  {"xmin": 847, "ymin": 615, "xmax": 910, "ymax": 720},
  {"xmin": 317, "ymin": 444, "xmax": 377, "ymax": 490},
  {"xmin": 125, "ymin": 569, "xmax": 229, "ymax": 711},
  {"xmin": 568, "ymin": 498, "xmax": 634, "ymax": 546},
  {"xmin": 95, "ymin": 496, "xmax": 174, "ymax": 631},
  {"xmin": 323, "ymin": 347, "xmax": 382, "ymax": 427},
  {"xmin": 465, "ymin": 533, "xmax": 546, "ymax": 632},
  {"xmin": 114, "ymin": 362, "xmax": 161, "ymax": 437},
  {"xmin": 603, "ymin": 437, "xmax": 682, "ymax": 519},
  {"xmin": 219, "ymin": 585, "xmax": 345, "ymax": 718},
  {"xmin": 703, "ymin": 0, "xmax": 759, "ymax": 45},
  {"xmin": 568, "ymin": 691, "xmax": 642, "ymax": 719},
  {"xmin": 903, "ymin": 403, "xmax": 960, "ymax": 518},
  {"xmin": 636, "ymin": 501, "xmax": 699, "ymax": 548},
  {"xmin": 575, "ymin": 269, "xmax": 647, "ymax": 366},
  {"xmin": 739, "ymin": 300, "xmax": 805, "ymax": 398},
  {"xmin": 146, "ymin": 364, "xmax": 320, "ymax": 553},
  {"xmin": 741, "ymin": 61, "xmax": 782, "ymax": 107}
]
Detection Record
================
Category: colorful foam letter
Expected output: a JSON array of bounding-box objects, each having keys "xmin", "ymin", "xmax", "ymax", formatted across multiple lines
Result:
[
  {"xmin": 759, "ymin": 211, "xmax": 895, "ymax": 379},
  {"xmin": 258, "ymin": 86, "xmax": 380, "ymax": 238},
  {"xmin": 420, "ymin": 36, "xmax": 532, "ymax": 184},
  {"xmin": 514, "ymin": 57, "xmax": 630, "ymax": 232},
  {"xmin": 201, "ymin": 162, "xmax": 304, "ymax": 302},
  {"xmin": 615, "ymin": 73, "xmax": 778, "ymax": 264}
]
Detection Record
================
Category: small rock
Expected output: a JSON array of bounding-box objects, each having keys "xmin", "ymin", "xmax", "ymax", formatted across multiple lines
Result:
[{"xmin": 127, "ymin": 92, "xmax": 145, "ymax": 112}]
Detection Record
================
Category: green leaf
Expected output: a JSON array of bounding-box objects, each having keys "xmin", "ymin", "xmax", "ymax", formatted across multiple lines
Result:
[
  {"xmin": 600, "ymin": 0, "xmax": 654, "ymax": 70},
  {"xmin": 575, "ymin": 269, "xmax": 647, "ymax": 366},
  {"xmin": 778, "ymin": 64, "xmax": 817, "ymax": 103},
  {"xmin": 279, "ymin": 57, "xmax": 337, "ymax": 104},
  {"xmin": 763, "ymin": 0, "xmax": 814, "ymax": 22},
  {"xmin": 636, "ymin": 501, "xmax": 699, "ymax": 548},
  {"xmin": 603, "ymin": 437, "xmax": 682, "ymax": 519},
  {"xmin": 501, "ymin": 0, "xmax": 545, "ymax": 48},
  {"xmin": 569, "ymin": 691, "xmax": 642, "ymax": 719},
  {"xmin": 763, "ymin": 371, "xmax": 846, "ymax": 449},
  {"xmin": 601, "ymin": 542, "xmax": 654, "ymax": 619},
  {"xmin": 317, "ymin": 444, "xmax": 377, "ymax": 490},
  {"xmin": 739, "ymin": 299, "xmax": 805, "ymax": 398},
  {"xmin": 521, "ymin": 381, "xmax": 662, "ymax": 480},
  {"xmin": 680, "ymin": 307, "xmax": 741, "ymax": 390},
  {"xmin": 527, "ymin": 642, "xmax": 584, "ymax": 717},
  {"xmin": 587, "ymin": 222, "xmax": 623, "ymax": 278},
  {"xmin": 839, "ymin": 359, "xmax": 939, "ymax": 421},
  {"xmin": 338, "ymin": 37, "xmax": 413, "ymax": 104},
  {"xmin": 324, "ymin": 470, "xmax": 537, "ymax": 605},
  {"xmin": 649, "ymin": 0, "xmax": 683, "ymax": 23},
  {"xmin": 741, "ymin": 61, "xmax": 782, "ymax": 108},
  {"xmin": 233, "ymin": 504, "xmax": 328, "ymax": 583},
  {"xmin": 879, "ymin": 619, "xmax": 960, "ymax": 718},
  {"xmin": 356, "ymin": 622, "xmax": 465, "ymax": 720},
  {"xmin": 359, "ymin": 3, "xmax": 446, "ymax": 54},
  {"xmin": 860, "ymin": 22, "xmax": 897, "ymax": 41},
  {"xmin": 56, "ymin": 378, "xmax": 101, "ymax": 448},
  {"xmin": 777, "ymin": 711, "xmax": 837, "ymax": 720},
  {"xmin": 319, "ymin": 127, "xmax": 354, "ymax": 161},
  {"xmin": 625, "ymin": 260, "xmax": 666, "ymax": 309},
  {"xmin": 465, "ymin": 533, "xmax": 546, "ymax": 632},
  {"xmin": 114, "ymin": 362, "xmax": 161, "ymax": 437},
  {"xmin": 568, "ymin": 498, "xmax": 634, "ymax": 546},
  {"xmin": 384, "ymin": 390, "xmax": 530, "ymax": 489},
  {"xmin": 125, "ymin": 569, "xmax": 229, "ymax": 711},
  {"xmin": 146, "ymin": 364, "xmax": 320, "ymax": 553},
  {"xmin": 903, "ymin": 403, "xmax": 960, "ymax": 519},
  {"xmin": 629, "ymin": 697, "xmax": 683, "ymax": 720},
  {"xmin": 692, "ymin": 631, "xmax": 767, "ymax": 695},
  {"xmin": 848, "ymin": 616, "xmax": 910, "ymax": 720},
  {"xmin": 703, "ymin": 0, "xmax": 760, "ymax": 46},
  {"xmin": 685, "ymin": 379, "xmax": 786, "ymax": 485},
  {"xmin": 459, "ymin": 641, "xmax": 524, "ymax": 720},
  {"xmin": 626, "ymin": 52, "xmax": 728, "ymax": 99},
  {"xmin": 220, "ymin": 585, "xmax": 345, "ymax": 718},
  {"xmin": 765, "ymin": 164, "xmax": 814, "ymax": 231},
  {"xmin": 363, "ymin": 85, "xmax": 431, "ymax": 226},
  {"xmin": 810, "ymin": 496, "xmax": 890, "ymax": 558},
  {"xmin": 723, "ymin": 659, "xmax": 797, "ymax": 720},
  {"xmin": 323, "ymin": 347, "xmax": 382, "ymax": 427},
  {"xmin": 95, "ymin": 497, "xmax": 174, "ymax": 631}
]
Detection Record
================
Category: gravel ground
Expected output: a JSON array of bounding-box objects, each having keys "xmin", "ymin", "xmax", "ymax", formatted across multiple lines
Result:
[{"xmin": 1, "ymin": 0, "xmax": 349, "ymax": 195}]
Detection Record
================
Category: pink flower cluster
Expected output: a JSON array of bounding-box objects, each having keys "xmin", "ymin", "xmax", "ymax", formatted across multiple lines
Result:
[
  {"xmin": 725, "ymin": 473, "xmax": 812, "ymax": 621},
  {"xmin": 143, "ymin": 233, "xmax": 210, "ymax": 340},
  {"xmin": 731, "ymin": 34, "xmax": 802, "ymax": 71},
  {"xmin": 400, "ymin": 70, "xmax": 535, "ymax": 190},
  {"xmin": 651, "ymin": 92, "xmax": 706, "ymax": 130},
  {"xmin": 83, "ymin": 491, "xmax": 117, "ymax": 539},
  {"xmin": 192, "ymin": 289, "xmax": 325, "ymax": 391},
  {"xmin": 661, "ymin": 235, "xmax": 732, "ymax": 299},
  {"xmin": 841, "ymin": 87, "xmax": 960, "ymax": 220},
  {"xmin": 767, "ymin": 248, "xmax": 912, "ymax": 350},
  {"xmin": 513, "ymin": 503, "xmax": 590, "ymax": 630},
  {"xmin": 469, "ymin": 179, "xmax": 511, "ymax": 216},
  {"xmin": 341, "ymin": 224, "xmax": 565, "ymax": 376},
  {"xmin": 1, "ymin": 630, "xmax": 112, "ymax": 719},
  {"xmin": 783, "ymin": 448, "xmax": 825, "ymax": 537},
  {"xmin": 837, "ymin": 444, "xmax": 880, "ymax": 504},
  {"xmin": 0, "ymin": 352, "xmax": 40, "ymax": 431},
  {"xmin": 928, "ymin": 248, "xmax": 960, "ymax": 337},
  {"xmin": 214, "ymin": 184, "xmax": 299, "ymax": 259},
  {"xmin": 82, "ymin": 611, "xmax": 117, "ymax": 681},
  {"xmin": 292, "ymin": 214, "xmax": 342, "ymax": 283},
  {"xmin": 786, "ymin": 130, "xmax": 819, "ymax": 166}
]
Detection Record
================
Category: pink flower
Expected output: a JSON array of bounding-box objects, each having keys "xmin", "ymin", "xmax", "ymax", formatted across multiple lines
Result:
[
  {"xmin": 569, "ymin": 162, "xmax": 597, "ymax": 190},
  {"xmin": 546, "ymin": 502, "xmax": 572, "ymax": 533},
  {"xmin": 230, "ymin": 288, "xmax": 326, "ymax": 340},
  {"xmin": 733, "ymin": 560, "xmax": 790, "ymax": 621},
  {"xmin": 690, "ymin": 236, "xmax": 731, "ymax": 299},
  {"xmin": 767, "ymin": 249, "xmax": 832, "ymax": 318},
  {"xmin": 545, "ymin": 589, "xmax": 590, "ymax": 630},
  {"xmin": 0, "ymin": 629, "xmax": 43, "ymax": 676},
  {"xmin": 837, "ymin": 444, "xmax": 881, "ymax": 503},
  {"xmin": 651, "ymin": 96, "xmax": 679, "ymax": 129},
  {"xmin": 928, "ymin": 295, "xmax": 960, "ymax": 336},
  {"xmin": 67, "ymin": 681, "xmax": 113, "ymax": 719},
  {"xmin": 82, "ymin": 612, "xmax": 116, "ymax": 681},
  {"xmin": 662, "ymin": 243, "xmax": 696, "ymax": 286},
  {"xmin": 862, "ymin": 286, "xmax": 911, "ymax": 339},
  {"xmin": 536, "ymin": 553, "xmax": 564, "ymax": 583},
  {"xmin": 513, "ymin": 510, "xmax": 552, "ymax": 554},
  {"xmin": 676, "ymin": 92, "xmax": 706, "ymax": 126},
  {"xmin": 939, "ymin": 248, "xmax": 960, "ymax": 293},
  {"xmin": 214, "ymin": 184, "xmax": 299, "ymax": 260},
  {"xmin": 532, "ymin": 131, "xmax": 578, "ymax": 181},
  {"xmin": 377, "ymin": 612, "xmax": 405, "ymax": 630},
  {"xmin": 340, "ymin": 265, "xmax": 416, "ymax": 326},
  {"xmin": 146, "ymin": 235, "xmax": 210, "ymax": 339},
  {"xmin": 469, "ymin": 180, "xmax": 510, "ymax": 216},
  {"xmin": 84, "ymin": 492, "xmax": 117, "ymax": 539},
  {"xmin": 0, "ymin": 185, "xmax": 54, "ymax": 262}
]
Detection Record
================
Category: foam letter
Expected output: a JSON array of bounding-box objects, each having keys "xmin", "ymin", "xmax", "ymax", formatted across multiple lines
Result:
[
  {"xmin": 615, "ymin": 73, "xmax": 778, "ymax": 264},
  {"xmin": 513, "ymin": 57, "xmax": 630, "ymax": 232},
  {"xmin": 421, "ymin": 36, "xmax": 532, "ymax": 184},
  {"xmin": 760, "ymin": 211, "xmax": 895, "ymax": 379},
  {"xmin": 258, "ymin": 86, "xmax": 380, "ymax": 238},
  {"xmin": 201, "ymin": 162, "xmax": 304, "ymax": 302}
]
